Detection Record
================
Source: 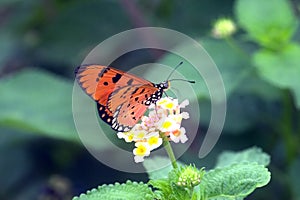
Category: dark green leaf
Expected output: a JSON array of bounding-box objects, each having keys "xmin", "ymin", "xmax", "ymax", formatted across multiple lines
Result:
[
  {"xmin": 201, "ymin": 162, "xmax": 271, "ymax": 200},
  {"xmin": 215, "ymin": 146, "xmax": 270, "ymax": 168},
  {"xmin": 235, "ymin": 0, "xmax": 298, "ymax": 50},
  {"xmin": 0, "ymin": 69, "xmax": 78, "ymax": 141},
  {"xmin": 253, "ymin": 43, "xmax": 300, "ymax": 108},
  {"xmin": 73, "ymin": 181, "xmax": 154, "ymax": 200}
]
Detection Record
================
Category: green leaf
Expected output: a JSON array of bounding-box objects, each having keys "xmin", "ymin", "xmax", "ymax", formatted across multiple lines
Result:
[
  {"xmin": 149, "ymin": 165, "xmax": 204, "ymax": 200},
  {"xmin": 253, "ymin": 43, "xmax": 300, "ymax": 108},
  {"xmin": 201, "ymin": 162, "xmax": 271, "ymax": 200},
  {"xmin": 215, "ymin": 147, "xmax": 270, "ymax": 168},
  {"xmin": 148, "ymin": 178, "xmax": 172, "ymax": 200},
  {"xmin": 143, "ymin": 156, "xmax": 185, "ymax": 180},
  {"xmin": 73, "ymin": 181, "xmax": 154, "ymax": 200},
  {"xmin": 200, "ymin": 38, "xmax": 250, "ymax": 97},
  {"xmin": 150, "ymin": 179, "xmax": 192, "ymax": 200},
  {"xmin": 235, "ymin": 0, "xmax": 298, "ymax": 50},
  {"xmin": 0, "ymin": 69, "xmax": 78, "ymax": 141}
]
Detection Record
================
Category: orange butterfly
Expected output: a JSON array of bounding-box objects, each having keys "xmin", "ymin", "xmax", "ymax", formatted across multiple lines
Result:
[{"xmin": 75, "ymin": 62, "xmax": 192, "ymax": 132}]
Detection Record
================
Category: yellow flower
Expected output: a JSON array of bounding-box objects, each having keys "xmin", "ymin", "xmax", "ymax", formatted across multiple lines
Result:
[
  {"xmin": 133, "ymin": 142, "xmax": 150, "ymax": 163},
  {"xmin": 117, "ymin": 131, "xmax": 134, "ymax": 143},
  {"xmin": 159, "ymin": 117, "xmax": 180, "ymax": 132},
  {"xmin": 117, "ymin": 97, "xmax": 190, "ymax": 163},
  {"xmin": 146, "ymin": 132, "xmax": 163, "ymax": 150},
  {"xmin": 157, "ymin": 97, "xmax": 178, "ymax": 111}
]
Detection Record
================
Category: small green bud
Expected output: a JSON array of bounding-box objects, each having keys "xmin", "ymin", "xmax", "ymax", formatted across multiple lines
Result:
[
  {"xmin": 212, "ymin": 18, "xmax": 236, "ymax": 38},
  {"xmin": 175, "ymin": 165, "xmax": 205, "ymax": 188}
]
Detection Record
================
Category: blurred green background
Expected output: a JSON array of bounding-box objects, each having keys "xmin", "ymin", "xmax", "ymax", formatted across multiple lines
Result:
[{"xmin": 0, "ymin": 0, "xmax": 300, "ymax": 199}]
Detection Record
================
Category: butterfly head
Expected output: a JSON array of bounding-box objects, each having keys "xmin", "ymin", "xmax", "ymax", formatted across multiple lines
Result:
[{"xmin": 159, "ymin": 80, "xmax": 170, "ymax": 90}]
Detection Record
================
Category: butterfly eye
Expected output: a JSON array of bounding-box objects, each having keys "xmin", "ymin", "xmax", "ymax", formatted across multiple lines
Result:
[{"xmin": 162, "ymin": 81, "xmax": 169, "ymax": 89}]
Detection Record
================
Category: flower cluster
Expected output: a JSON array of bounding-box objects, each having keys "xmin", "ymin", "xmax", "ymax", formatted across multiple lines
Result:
[
  {"xmin": 117, "ymin": 97, "xmax": 190, "ymax": 163},
  {"xmin": 212, "ymin": 18, "xmax": 236, "ymax": 39}
]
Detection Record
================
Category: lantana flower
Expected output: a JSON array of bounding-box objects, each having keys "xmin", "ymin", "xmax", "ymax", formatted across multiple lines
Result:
[{"xmin": 117, "ymin": 97, "xmax": 190, "ymax": 163}]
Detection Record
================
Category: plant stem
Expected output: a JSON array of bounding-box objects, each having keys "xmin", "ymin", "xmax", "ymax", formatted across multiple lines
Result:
[
  {"xmin": 161, "ymin": 134, "xmax": 178, "ymax": 169},
  {"xmin": 281, "ymin": 90, "xmax": 297, "ymax": 165},
  {"xmin": 225, "ymin": 36, "xmax": 250, "ymax": 62}
]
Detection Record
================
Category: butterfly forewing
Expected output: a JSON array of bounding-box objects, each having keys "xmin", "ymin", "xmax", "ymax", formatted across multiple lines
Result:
[{"xmin": 75, "ymin": 64, "xmax": 163, "ymax": 132}]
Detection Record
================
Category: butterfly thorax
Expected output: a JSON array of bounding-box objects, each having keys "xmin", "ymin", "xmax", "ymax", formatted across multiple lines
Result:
[{"xmin": 145, "ymin": 80, "xmax": 169, "ymax": 106}]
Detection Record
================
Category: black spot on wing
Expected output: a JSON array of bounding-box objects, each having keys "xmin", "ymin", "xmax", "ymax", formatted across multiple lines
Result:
[
  {"xmin": 139, "ymin": 88, "xmax": 145, "ymax": 94},
  {"xmin": 122, "ymin": 87, "xmax": 132, "ymax": 95},
  {"xmin": 131, "ymin": 88, "xmax": 139, "ymax": 95},
  {"xmin": 112, "ymin": 73, "xmax": 122, "ymax": 83},
  {"xmin": 100, "ymin": 67, "xmax": 110, "ymax": 77},
  {"xmin": 127, "ymin": 79, "xmax": 134, "ymax": 85},
  {"xmin": 74, "ymin": 66, "xmax": 80, "ymax": 75},
  {"xmin": 97, "ymin": 103, "xmax": 113, "ymax": 126}
]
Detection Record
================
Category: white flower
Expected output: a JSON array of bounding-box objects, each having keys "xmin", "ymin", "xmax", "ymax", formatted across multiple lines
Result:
[
  {"xmin": 157, "ymin": 97, "xmax": 178, "ymax": 110},
  {"xmin": 169, "ymin": 114, "xmax": 183, "ymax": 124},
  {"xmin": 145, "ymin": 132, "xmax": 163, "ymax": 150},
  {"xmin": 180, "ymin": 99, "xmax": 189, "ymax": 108},
  {"xmin": 181, "ymin": 112, "xmax": 190, "ymax": 119},
  {"xmin": 170, "ymin": 127, "xmax": 188, "ymax": 143},
  {"xmin": 116, "ymin": 97, "xmax": 190, "ymax": 163},
  {"xmin": 133, "ymin": 129, "xmax": 147, "ymax": 141},
  {"xmin": 158, "ymin": 116, "xmax": 180, "ymax": 132},
  {"xmin": 133, "ymin": 142, "xmax": 151, "ymax": 163},
  {"xmin": 117, "ymin": 131, "xmax": 134, "ymax": 143}
]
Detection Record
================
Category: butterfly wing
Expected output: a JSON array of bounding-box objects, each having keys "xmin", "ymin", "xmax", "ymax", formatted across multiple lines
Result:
[
  {"xmin": 76, "ymin": 64, "xmax": 154, "ymax": 101},
  {"xmin": 106, "ymin": 84, "xmax": 159, "ymax": 131},
  {"xmin": 75, "ymin": 64, "xmax": 159, "ymax": 131}
]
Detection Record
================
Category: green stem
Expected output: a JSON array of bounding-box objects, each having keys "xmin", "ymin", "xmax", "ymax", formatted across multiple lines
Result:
[
  {"xmin": 161, "ymin": 133, "xmax": 178, "ymax": 169},
  {"xmin": 281, "ymin": 90, "xmax": 297, "ymax": 164},
  {"xmin": 225, "ymin": 36, "xmax": 250, "ymax": 62}
]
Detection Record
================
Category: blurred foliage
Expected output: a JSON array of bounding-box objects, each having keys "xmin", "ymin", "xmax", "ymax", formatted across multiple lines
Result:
[
  {"xmin": 0, "ymin": 69, "xmax": 77, "ymax": 141},
  {"xmin": 0, "ymin": 0, "xmax": 299, "ymax": 199},
  {"xmin": 73, "ymin": 152, "xmax": 270, "ymax": 200},
  {"xmin": 215, "ymin": 146, "xmax": 270, "ymax": 167}
]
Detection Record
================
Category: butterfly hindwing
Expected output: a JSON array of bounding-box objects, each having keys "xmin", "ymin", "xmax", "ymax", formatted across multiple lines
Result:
[{"xmin": 106, "ymin": 85, "xmax": 160, "ymax": 131}]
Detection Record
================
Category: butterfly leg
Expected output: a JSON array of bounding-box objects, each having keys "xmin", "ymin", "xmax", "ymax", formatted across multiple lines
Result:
[{"xmin": 163, "ymin": 91, "xmax": 169, "ymax": 97}]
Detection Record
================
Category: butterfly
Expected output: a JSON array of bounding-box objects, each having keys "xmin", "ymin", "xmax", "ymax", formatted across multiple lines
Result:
[{"xmin": 75, "ymin": 62, "xmax": 193, "ymax": 132}]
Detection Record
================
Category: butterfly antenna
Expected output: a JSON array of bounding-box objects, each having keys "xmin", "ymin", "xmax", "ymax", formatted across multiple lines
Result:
[
  {"xmin": 169, "ymin": 78, "xmax": 195, "ymax": 84},
  {"xmin": 166, "ymin": 61, "xmax": 183, "ymax": 80}
]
